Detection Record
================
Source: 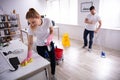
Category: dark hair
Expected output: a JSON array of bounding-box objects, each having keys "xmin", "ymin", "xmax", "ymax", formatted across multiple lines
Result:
[
  {"xmin": 26, "ymin": 8, "xmax": 40, "ymax": 19},
  {"xmin": 90, "ymin": 6, "xmax": 95, "ymax": 11}
]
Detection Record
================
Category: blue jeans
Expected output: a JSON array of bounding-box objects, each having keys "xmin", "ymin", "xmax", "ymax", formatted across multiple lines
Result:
[{"xmin": 83, "ymin": 29, "xmax": 94, "ymax": 49}]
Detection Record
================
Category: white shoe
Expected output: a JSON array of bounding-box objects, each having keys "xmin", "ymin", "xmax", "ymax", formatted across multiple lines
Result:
[
  {"xmin": 51, "ymin": 75, "xmax": 57, "ymax": 80},
  {"xmin": 88, "ymin": 48, "xmax": 92, "ymax": 52}
]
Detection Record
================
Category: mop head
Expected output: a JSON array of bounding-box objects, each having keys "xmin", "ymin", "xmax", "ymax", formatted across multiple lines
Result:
[{"xmin": 101, "ymin": 51, "xmax": 106, "ymax": 58}]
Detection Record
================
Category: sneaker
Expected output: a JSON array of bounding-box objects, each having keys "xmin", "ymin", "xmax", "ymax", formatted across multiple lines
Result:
[
  {"xmin": 51, "ymin": 75, "xmax": 57, "ymax": 80},
  {"xmin": 82, "ymin": 45, "xmax": 87, "ymax": 48},
  {"xmin": 88, "ymin": 48, "xmax": 92, "ymax": 52}
]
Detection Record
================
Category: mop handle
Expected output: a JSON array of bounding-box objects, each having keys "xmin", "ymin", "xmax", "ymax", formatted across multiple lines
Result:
[{"xmin": 94, "ymin": 30, "xmax": 103, "ymax": 51}]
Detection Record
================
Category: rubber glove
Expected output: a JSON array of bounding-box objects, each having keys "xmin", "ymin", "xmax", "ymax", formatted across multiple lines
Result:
[
  {"xmin": 46, "ymin": 34, "xmax": 53, "ymax": 46},
  {"xmin": 20, "ymin": 50, "xmax": 33, "ymax": 67}
]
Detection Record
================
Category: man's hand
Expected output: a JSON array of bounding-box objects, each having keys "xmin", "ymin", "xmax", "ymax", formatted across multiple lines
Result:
[
  {"xmin": 89, "ymin": 21, "xmax": 94, "ymax": 24},
  {"xmin": 85, "ymin": 18, "xmax": 94, "ymax": 24},
  {"xmin": 95, "ymin": 20, "xmax": 102, "ymax": 33},
  {"xmin": 94, "ymin": 28, "xmax": 100, "ymax": 33},
  {"xmin": 94, "ymin": 30, "xmax": 98, "ymax": 33}
]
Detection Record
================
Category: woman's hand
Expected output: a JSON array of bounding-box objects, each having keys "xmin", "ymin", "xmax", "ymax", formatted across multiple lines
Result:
[
  {"xmin": 20, "ymin": 50, "xmax": 33, "ymax": 66},
  {"xmin": 46, "ymin": 34, "xmax": 53, "ymax": 46}
]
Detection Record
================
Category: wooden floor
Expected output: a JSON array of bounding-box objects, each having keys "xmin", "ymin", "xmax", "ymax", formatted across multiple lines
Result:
[
  {"xmin": 53, "ymin": 38, "xmax": 120, "ymax": 80},
  {"xmin": 23, "ymin": 36, "xmax": 120, "ymax": 80}
]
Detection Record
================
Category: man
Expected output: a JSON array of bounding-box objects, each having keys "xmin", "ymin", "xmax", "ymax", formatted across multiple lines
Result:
[{"xmin": 83, "ymin": 6, "xmax": 102, "ymax": 51}]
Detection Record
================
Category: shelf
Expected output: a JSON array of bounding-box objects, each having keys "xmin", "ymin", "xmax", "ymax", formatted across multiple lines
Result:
[
  {"xmin": 0, "ymin": 34, "xmax": 21, "ymax": 38},
  {"xmin": 0, "ymin": 21, "xmax": 17, "ymax": 23},
  {"xmin": 0, "ymin": 27, "xmax": 20, "ymax": 30},
  {"xmin": 0, "ymin": 14, "xmax": 23, "ymax": 43},
  {"xmin": 0, "ymin": 21, "xmax": 7, "ymax": 23}
]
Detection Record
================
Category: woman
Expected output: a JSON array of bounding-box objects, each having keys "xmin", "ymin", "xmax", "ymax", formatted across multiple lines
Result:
[{"xmin": 21, "ymin": 8, "xmax": 56, "ymax": 78}]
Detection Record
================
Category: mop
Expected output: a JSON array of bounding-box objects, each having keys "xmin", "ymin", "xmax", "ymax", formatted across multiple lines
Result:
[{"xmin": 95, "ymin": 30, "xmax": 106, "ymax": 58}]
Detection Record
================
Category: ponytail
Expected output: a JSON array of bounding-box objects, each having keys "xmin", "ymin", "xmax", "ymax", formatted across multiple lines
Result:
[{"xmin": 26, "ymin": 8, "xmax": 40, "ymax": 19}]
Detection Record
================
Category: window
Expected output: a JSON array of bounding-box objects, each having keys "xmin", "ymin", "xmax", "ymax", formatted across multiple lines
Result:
[
  {"xmin": 46, "ymin": 0, "xmax": 78, "ymax": 25},
  {"xmin": 99, "ymin": 0, "xmax": 120, "ymax": 28},
  {"xmin": 46, "ymin": 0, "xmax": 60, "ymax": 22}
]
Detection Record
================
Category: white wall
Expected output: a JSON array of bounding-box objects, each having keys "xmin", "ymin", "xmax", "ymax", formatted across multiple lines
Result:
[
  {"xmin": 95, "ymin": 28, "xmax": 120, "ymax": 51},
  {"xmin": 0, "ymin": 0, "xmax": 47, "ymax": 28}
]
